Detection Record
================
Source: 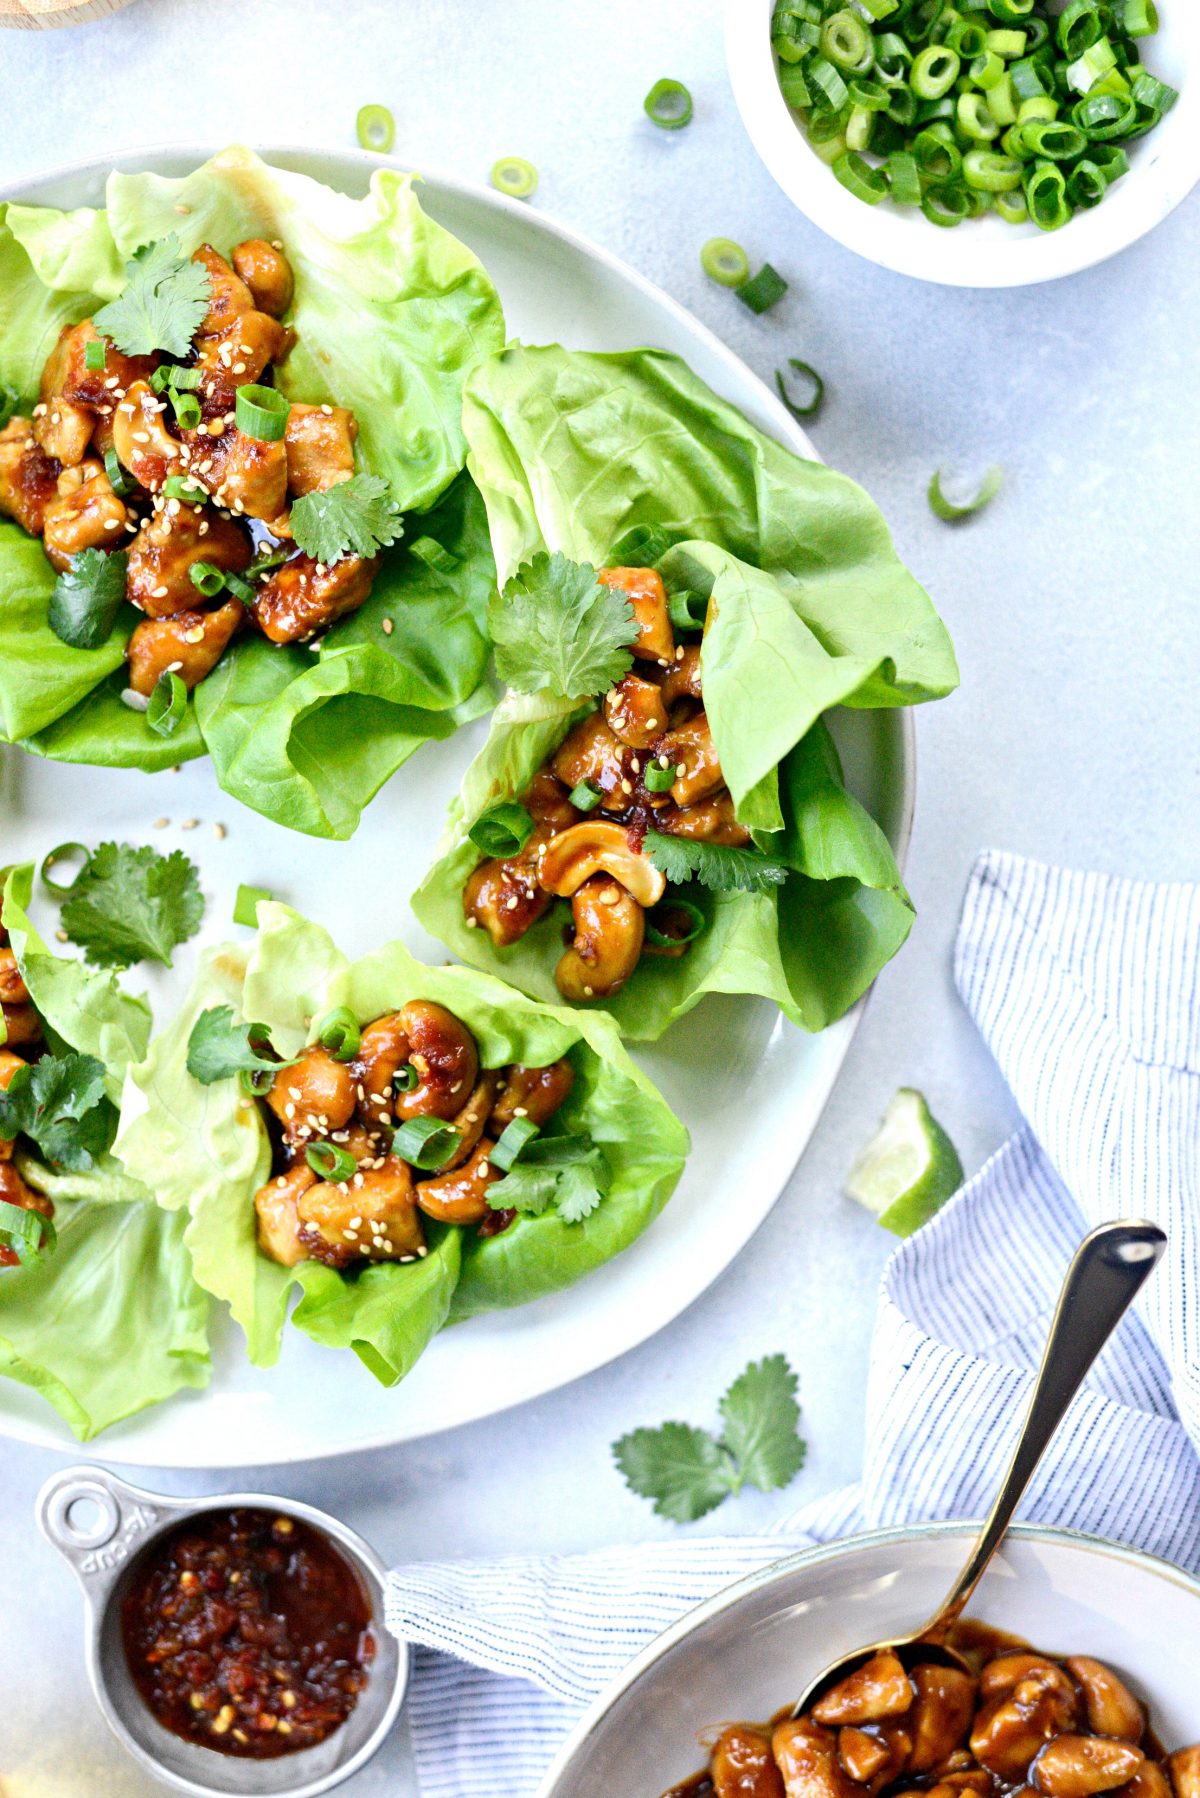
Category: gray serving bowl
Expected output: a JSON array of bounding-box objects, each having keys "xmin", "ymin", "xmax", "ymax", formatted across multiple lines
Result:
[{"xmin": 37, "ymin": 1464, "xmax": 408, "ymax": 1798}]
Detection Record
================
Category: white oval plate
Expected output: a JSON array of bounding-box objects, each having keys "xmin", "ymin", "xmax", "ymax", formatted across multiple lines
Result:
[
  {"xmin": 0, "ymin": 145, "xmax": 913, "ymax": 1466},
  {"xmin": 541, "ymin": 1523, "xmax": 1200, "ymax": 1797}
]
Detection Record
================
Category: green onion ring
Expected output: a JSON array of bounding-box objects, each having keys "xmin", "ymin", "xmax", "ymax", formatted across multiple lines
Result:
[
  {"xmin": 668, "ymin": 589, "xmax": 708, "ymax": 631},
  {"xmin": 150, "ymin": 364, "xmax": 203, "ymax": 394},
  {"xmin": 701, "ymin": 237, "xmax": 750, "ymax": 288},
  {"xmin": 235, "ymin": 383, "xmax": 289, "ymax": 442},
  {"xmin": 103, "ymin": 447, "xmax": 135, "ymax": 498},
  {"xmin": 775, "ymin": 358, "xmax": 826, "ymax": 421},
  {"xmin": 393, "ymin": 1063, "xmax": 420, "ymax": 1094},
  {"xmin": 834, "ymin": 149, "xmax": 890, "ymax": 205},
  {"xmin": 928, "ymin": 465, "xmax": 1004, "ymax": 521},
  {"xmin": 316, "ymin": 1006, "xmax": 361, "ymax": 1061},
  {"xmin": 170, "ymin": 388, "xmax": 202, "ymax": 431},
  {"xmin": 84, "ymin": 339, "xmax": 106, "ymax": 372},
  {"xmin": 921, "ymin": 184, "xmax": 972, "ymax": 227},
  {"xmin": 225, "ymin": 572, "xmax": 257, "ymax": 605},
  {"xmin": 306, "ymin": 1140, "xmax": 359, "ymax": 1183},
  {"xmin": 408, "ymin": 535, "xmax": 460, "ymax": 573},
  {"xmin": 392, "ymin": 1115, "xmax": 461, "ymax": 1171},
  {"xmin": 491, "ymin": 157, "xmax": 539, "ymax": 199},
  {"xmin": 356, "ymin": 104, "xmax": 396, "ymax": 153},
  {"xmin": 40, "ymin": 841, "xmax": 90, "ymax": 897},
  {"xmin": 644, "ymin": 762, "xmax": 676, "ymax": 794},
  {"xmin": 239, "ymin": 1064, "xmax": 277, "ymax": 1099},
  {"xmin": 146, "ymin": 670, "xmax": 187, "ymax": 739},
  {"xmin": 469, "ymin": 802, "xmax": 535, "ymax": 858},
  {"xmin": 644, "ymin": 899, "xmax": 706, "ymax": 949},
  {"xmin": 737, "ymin": 263, "xmax": 789, "ymax": 313},
  {"xmin": 233, "ymin": 883, "xmax": 272, "ymax": 929},
  {"xmin": 490, "ymin": 1116, "xmax": 541, "ymax": 1172},
  {"xmin": 162, "ymin": 474, "xmax": 207, "ymax": 506},
  {"xmin": 189, "ymin": 561, "xmax": 228, "ymax": 599},
  {"xmin": 568, "ymin": 780, "xmax": 602, "ymax": 813},
  {"xmin": 643, "ymin": 78, "xmax": 694, "ymax": 129}
]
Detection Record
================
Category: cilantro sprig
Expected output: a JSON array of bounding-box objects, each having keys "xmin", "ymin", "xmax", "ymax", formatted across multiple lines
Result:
[
  {"xmin": 48, "ymin": 548, "xmax": 128, "ymax": 650},
  {"xmin": 488, "ymin": 552, "xmax": 637, "ymax": 700},
  {"xmin": 613, "ymin": 1354, "xmax": 806, "ymax": 1522},
  {"xmin": 58, "ymin": 843, "xmax": 204, "ymax": 970},
  {"xmin": 186, "ymin": 1006, "xmax": 290, "ymax": 1088},
  {"xmin": 290, "ymin": 474, "xmax": 404, "ymax": 564},
  {"xmin": 0, "ymin": 1050, "xmax": 115, "ymax": 1172},
  {"xmin": 93, "ymin": 234, "xmax": 212, "ymax": 359},
  {"xmin": 487, "ymin": 1133, "xmax": 611, "ymax": 1225},
  {"xmin": 643, "ymin": 832, "xmax": 790, "ymax": 896}
]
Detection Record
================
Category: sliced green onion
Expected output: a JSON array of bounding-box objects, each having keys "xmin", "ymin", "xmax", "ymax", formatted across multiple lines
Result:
[
  {"xmin": 945, "ymin": 18, "xmax": 988, "ymax": 57},
  {"xmin": 911, "ymin": 43, "xmax": 961, "ymax": 97},
  {"xmin": 668, "ymin": 588, "xmax": 709, "ymax": 631},
  {"xmin": 701, "ymin": 237, "xmax": 750, "ymax": 287},
  {"xmin": 806, "ymin": 53, "xmax": 850, "ymax": 110},
  {"xmin": 645, "ymin": 762, "xmax": 677, "ymax": 793},
  {"xmin": 169, "ymin": 388, "xmax": 202, "ymax": 431},
  {"xmin": 989, "ymin": 0, "xmax": 1035, "ymax": 19},
  {"xmin": 147, "ymin": 670, "xmax": 187, "ymax": 738},
  {"xmin": 903, "ymin": 0, "xmax": 944, "ymax": 44},
  {"xmin": 887, "ymin": 85, "xmax": 920, "ymax": 126},
  {"xmin": 356, "ymin": 103, "xmax": 396, "ymax": 153},
  {"xmin": 239, "ymin": 1065, "xmax": 277, "ymax": 1098},
  {"xmin": 491, "ymin": 157, "xmax": 539, "ymax": 199},
  {"xmin": 887, "ymin": 150, "xmax": 923, "ymax": 205},
  {"xmin": 1071, "ymin": 89, "xmax": 1137, "ymax": 137},
  {"xmin": 779, "ymin": 61, "xmax": 813, "ymax": 107},
  {"xmin": 970, "ymin": 49, "xmax": 1005, "ymax": 88},
  {"xmin": 737, "ymin": 264, "xmax": 789, "ymax": 312},
  {"xmin": 408, "ymin": 535, "xmax": 460, "ymax": 573},
  {"xmin": 986, "ymin": 74, "xmax": 1018, "ymax": 125},
  {"xmin": 1066, "ymin": 158, "xmax": 1108, "ymax": 206},
  {"xmin": 392, "ymin": 1063, "xmax": 419, "ymax": 1094},
  {"xmin": 1067, "ymin": 36, "xmax": 1117, "ymax": 93},
  {"xmin": 225, "ymin": 572, "xmax": 257, "ymax": 605},
  {"xmin": 1010, "ymin": 54, "xmax": 1051, "ymax": 99},
  {"xmin": 41, "ymin": 841, "xmax": 90, "ymax": 897},
  {"xmin": 84, "ymin": 338, "xmax": 106, "ymax": 372},
  {"xmin": 848, "ymin": 77, "xmax": 890, "ymax": 111},
  {"xmin": 914, "ymin": 123, "xmax": 963, "ymax": 180},
  {"xmin": 644, "ymin": 78, "xmax": 694, "ymax": 129},
  {"xmin": 235, "ymin": 383, "xmax": 288, "ymax": 442},
  {"xmin": 874, "ymin": 31, "xmax": 913, "ymax": 81},
  {"xmin": 316, "ymin": 1006, "xmax": 361, "ymax": 1061},
  {"xmin": 644, "ymin": 898, "xmax": 706, "ymax": 949},
  {"xmin": 963, "ymin": 148, "xmax": 1023, "ymax": 191},
  {"xmin": 0, "ymin": 1198, "xmax": 55, "ymax": 1267},
  {"xmin": 569, "ymin": 780, "xmax": 603, "ymax": 813},
  {"xmin": 189, "ymin": 560, "xmax": 228, "ymax": 599},
  {"xmin": 821, "ymin": 6, "xmax": 874, "ymax": 70},
  {"xmin": 1024, "ymin": 159, "xmax": 1072, "ymax": 229},
  {"xmin": 846, "ymin": 105, "xmax": 876, "ymax": 152},
  {"xmin": 994, "ymin": 188, "xmax": 1029, "ymax": 223},
  {"xmin": 987, "ymin": 28, "xmax": 1027, "ymax": 57},
  {"xmin": 233, "ymin": 883, "xmax": 272, "ymax": 928},
  {"xmin": 392, "ymin": 1115, "xmax": 461, "ymax": 1171},
  {"xmin": 305, "ymin": 1141, "xmax": 359, "ymax": 1182},
  {"xmin": 1088, "ymin": 142, "xmax": 1130, "ymax": 181},
  {"xmin": 928, "ymin": 464, "xmax": 1004, "ymax": 520},
  {"xmin": 469, "ymin": 802, "xmax": 535, "ymax": 858},
  {"xmin": 490, "ymin": 1116, "xmax": 541, "ymax": 1172},
  {"xmin": 1057, "ymin": 0, "xmax": 1102, "ymax": 58},
  {"xmin": 957, "ymin": 90, "xmax": 1002, "ymax": 138},
  {"xmin": 247, "ymin": 546, "xmax": 290, "ymax": 578},
  {"xmin": 150, "ymin": 364, "xmax": 203, "ymax": 394},
  {"xmin": 1122, "ymin": 0, "xmax": 1157, "ymax": 36},
  {"xmin": 776, "ymin": 357, "xmax": 826, "ymax": 420},
  {"xmin": 921, "ymin": 183, "xmax": 972, "ymax": 225},
  {"xmin": 103, "ymin": 447, "xmax": 135, "ymax": 498},
  {"xmin": 162, "ymin": 474, "xmax": 207, "ymax": 505}
]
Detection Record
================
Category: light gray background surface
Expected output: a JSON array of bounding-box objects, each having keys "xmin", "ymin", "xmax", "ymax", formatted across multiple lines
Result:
[{"xmin": 1, "ymin": 1, "xmax": 1196, "ymax": 1792}]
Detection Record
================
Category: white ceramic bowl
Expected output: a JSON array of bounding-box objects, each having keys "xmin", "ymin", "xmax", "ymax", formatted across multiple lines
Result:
[
  {"xmin": 538, "ymin": 1523, "xmax": 1200, "ymax": 1796},
  {"xmin": 725, "ymin": 0, "xmax": 1200, "ymax": 286}
]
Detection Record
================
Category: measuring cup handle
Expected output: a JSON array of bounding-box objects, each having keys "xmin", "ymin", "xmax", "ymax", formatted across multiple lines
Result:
[{"xmin": 35, "ymin": 1464, "xmax": 169, "ymax": 1603}]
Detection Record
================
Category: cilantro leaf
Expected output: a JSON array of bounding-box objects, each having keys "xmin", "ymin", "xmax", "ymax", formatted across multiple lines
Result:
[
  {"xmin": 93, "ymin": 234, "xmax": 211, "ymax": 358},
  {"xmin": 643, "ymin": 831, "xmax": 790, "ymax": 895},
  {"xmin": 613, "ymin": 1353, "xmax": 806, "ymax": 1521},
  {"xmin": 59, "ymin": 842, "xmax": 203, "ymax": 969},
  {"xmin": 487, "ymin": 1133, "xmax": 611, "ymax": 1222},
  {"xmin": 186, "ymin": 1006, "xmax": 285, "ymax": 1086},
  {"xmin": 719, "ymin": 1354, "xmax": 807, "ymax": 1493},
  {"xmin": 612, "ymin": 1424, "xmax": 736, "ymax": 1523},
  {"xmin": 0, "ymin": 1051, "xmax": 115, "ymax": 1172},
  {"xmin": 488, "ymin": 552, "xmax": 637, "ymax": 699},
  {"xmin": 290, "ymin": 474, "xmax": 404, "ymax": 563},
  {"xmin": 0, "ymin": 1198, "xmax": 56, "ymax": 1267},
  {"xmin": 48, "ymin": 548, "xmax": 128, "ymax": 650}
]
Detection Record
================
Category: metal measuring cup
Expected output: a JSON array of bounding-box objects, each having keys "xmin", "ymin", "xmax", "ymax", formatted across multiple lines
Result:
[{"xmin": 37, "ymin": 1464, "xmax": 409, "ymax": 1798}]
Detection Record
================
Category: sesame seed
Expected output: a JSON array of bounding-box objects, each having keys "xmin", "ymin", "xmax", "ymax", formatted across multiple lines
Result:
[
  {"xmin": 647, "ymin": 716, "xmax": 660, "ymax": 729},
  {"xmin": 181, "ymin": 818, "xmax": 199, "ymax": 830},
  {"xmin": 272, "ymin": 239, "xmax": 284, "ymax": 250},
  {"xmin": 174, "ymin": 203, "xmax": 191, "ymax": 214},
  {"xmin": 214, "ymin": 822, "xmax": 227, "ymax": 840},
  {"xmin": 132, "ymin": 431, "xmax": 150, "ymax": 444},
  {"xmin": 477, "ymin": 1162, "xmax": 490, "ymax": 1178},
  {"xmin": 382, "ymin": 617, "xmax": 393, "ymax": 635},
  {"xmin": 103, "ymin": 517, "xmax": 121, "ymax": 530},
  {"xmin": 284, "ymin": 1102, "xmax": 296, "ymax": 1120},
  {"xmin": 166, "ymin": 660, "xmax": 183, "ymax": 673},
  {"xmin": 153, "ymin": 817, "xmax": 169, "ymax": 829},
  {"xmin": 55, "ymin": 928, "xmax": 68, "ymax": 943},
  {"xmin": 583, "ymin": 985, "xmax": 595, "ymax": 997},
  {"xmin": 620, "ymin": 779, "xmax": 633, "ymax": 795},
  {"xmin": 183, "ymin": 626, "xmax": 204, "ymax": 644},
  {"xmin": 417, "ymin": 1246, "xmax": 428, "ymax": 1258},
  {"xmin": 465, "ymin": 916, "xmax": 478, "ymax": 929}
]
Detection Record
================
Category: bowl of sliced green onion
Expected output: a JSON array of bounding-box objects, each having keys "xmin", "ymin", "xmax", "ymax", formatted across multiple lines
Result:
[{"xmin": 726, "ymin": 0, "xmax": 1197, "ymax": 285}]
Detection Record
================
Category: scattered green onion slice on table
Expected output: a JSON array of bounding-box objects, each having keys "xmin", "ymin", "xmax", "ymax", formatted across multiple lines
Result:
[
  {"xmin": 233, "ymin": 883, "xmax": 272, "ymax": 928},
  {"xmin": 775, "ymin": 358, "xmax": 826, "ymax": 420},
  {"xmin": 162, "ymin": 474, "xmax": 207, "ymax": 505},
  {"xmin": 644, "ymin": 78, "xmax": 694, "ymax": 129},
  {"xmin": 84, "ymin": 338, "xmax": 106, "ymax": 372},
  {"xmin": 188, "ymin": 561, "xmax": 227, "ymax": 598},
  {"xmin": 147, "ymin": 670, "xmax": 187, "ymax": 738},
  {"xmin": 491, "ymin": 1117, "xmax": 541, "ymax": 1172},
  {"xmin": 469, "ymin": 802, "xmax": 535, "ymax": 857},
  {"xmin": 235, "ymin": 383, "xmax": 289, "ymax": 442},
  {"xmin": 40, "ymin": 841, "xmax": 90, "ymax": 896},
  {"xmin": 737, "ymin": 263, "xmax": 789, "ymax": 313},
  {"xmin": 928, "ymin": 465, "xmax": 1005, "ymax": 521},
  {"xmin": 316, "ymin": 1006, "xmax": 361, "ymax": 1061},
  {"xmin": 668, "ymin": 588, "xmax": 708, "ymax": 631},
  {"xmin": 569, "ymin": 780, "xmax": 603, "ymax": 812},
  {"xmin": 700, "ymin": 237, "xmax": 750, "ymax": 287},
  {"xmin": 644, "ymin": 899, "xmax": 706, "ymax": 950},
  {"xmin": 392, "ymin": 1116, "xmax": 461, "ymax": 1171},
  {"xmin": 305, "ymin": 1141, "xmax": 359, "ymax": 1183},
  {"xmin": 644, "ymin": 762, "xmax": 676, "ymax": 794},
  {"xmin": 103, "ymin": 448, "xmax": 135, "ymax": 497},
  {"xmin": 356, "ymin": 104, "xmax": 395, "ymax": 153},
  {"xmin": 491, "ymin": 157, "xmax": 539, "ymax": 199}
]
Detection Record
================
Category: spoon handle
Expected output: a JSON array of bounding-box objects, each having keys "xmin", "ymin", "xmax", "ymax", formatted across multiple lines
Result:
[{"xmin": 923, "ymin": 1218, "xmax": 1166, "ymax": 1640}]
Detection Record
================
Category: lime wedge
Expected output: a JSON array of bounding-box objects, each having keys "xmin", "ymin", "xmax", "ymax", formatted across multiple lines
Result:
[{"xmin": 845, "ymin": 1088, "xmax": 964, "ymax": 1239}]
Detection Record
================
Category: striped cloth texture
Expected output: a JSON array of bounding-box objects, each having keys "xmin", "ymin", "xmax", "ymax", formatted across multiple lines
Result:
[{"xmin": 385, "ymin": 849, "xmax": 1200, "ymax": 1797}]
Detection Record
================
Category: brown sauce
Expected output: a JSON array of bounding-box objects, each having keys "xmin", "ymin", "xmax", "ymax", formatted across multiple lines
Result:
[{"xmin": 121, "ymin": 1507, "xmax": 373, "ymax": 1758}]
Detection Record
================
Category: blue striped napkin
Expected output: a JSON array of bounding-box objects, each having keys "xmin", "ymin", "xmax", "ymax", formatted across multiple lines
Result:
[{"xmin": 385, "ymin": 850, "xmax": 1200, "ymax": 1797}]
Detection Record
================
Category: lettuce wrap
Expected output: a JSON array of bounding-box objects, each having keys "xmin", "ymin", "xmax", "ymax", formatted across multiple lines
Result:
[
  {"xmin": 413, "ymin": 343, "xmax": 959, "ymax": 1041},
  {"xmin": 0, "ymin": 146, "xmax": 505, "ymax": 834},
  {"xmin": 0, "ymin": 865, "xmax": 209, "ymax": 1438},
  {"xmin": 116, "ymin": 903, "xmax": 689, "ymax": 1387}
]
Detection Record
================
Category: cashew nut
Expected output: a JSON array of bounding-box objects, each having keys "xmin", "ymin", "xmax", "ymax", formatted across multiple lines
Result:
[
  {"xmin": 556, "ymin": 874, "xmax": 645, "ymax": 1002},
  {"xmin": 537, "ymin": 820, "xmax": 666, "ymax": 908},
  {"xmin": 490, "ymin": 1058, "xmax": 575, "ymax": 1131},
  {"xmin": 232, "ymin": 239, "xmax": 295, "ymax": 317},
  {"xmin": 463, "ymin": 828, "xmax": 555, "ymax": 948},
  {"xmin": 355, "ymin": 1002, "xmax": 479, "ymax": 1125},
  {"xmin": 414, "ymin": 1139, "xmax": 502, "ymax": 1225},
  {"xmin": 112, "ymin": 380, "xmax": 185, "ymax": 492}
]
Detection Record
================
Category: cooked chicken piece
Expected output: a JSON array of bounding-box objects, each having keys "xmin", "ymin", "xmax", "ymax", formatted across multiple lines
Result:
[
  {"xmin": 41, "ymin": 459, "xmax": 128, "ymax": 572},
  {"xmin": 192, "ymin": 244, "xmax": 256, "ymax": 336},
  {"xmin": 463, "ymin": 825, "xmax": 556, "ymax": 947},
  {"xmin": 604, "ymin": 672, "xmax": 666, "ymax": 749},
  {"xmin": 284, "ymin": 403, "xmax": 357, "ymax": 497},
  {"xmin": 200, "ymin": 424, "xmax": 288, "ymax": 522},
  {"xmin": 658, "ymin": 709, "xmax": 725, "ymax": 808},
  {"xmin": 0, "ymin": 418, "xmax": 60, "ymax": 535},
  {"xmin": 0, "ymin": 952, "xmax": 28, "ymax": 1009},
  {"xmin": 112, "ymin": 381, "xmax": 185, "ymax": 492},
  {"xmin": 0, "ymin": 1161, "xmax": 53, "ymax": 1268},
  {"xmin": 51, "ymin": 318, "xmax": 157, "ymax": 411},
  {"xmin": 523, "ymin": 769, "xmax": 581, "ymax": 832},
  {"xmin": 195, "ymin": 314, "xmax": 289, "ymax": 396},
  {"xmin": 126, "ymin": 599, "xmax": 243, "ymax": 696},
  {"xmin": 656, "ymin": 790, "xmax": 751, "ymax": 845},
  {"xmin": 490, "ymin": 1059, "xmax": 575, "ymax": 1131},
  {"xmin": 297, "ymin": 1157, "xmax": 426, "ymax": 1270},
  {"xmin": 414, "ymin": 1140, "xmax": 502, "ymax": 1226},
  {"xmin": 250, "ymin": 551, "xmax": 378, "ymax": 643},
  {"xmin": 232, "ymin": 239, "xmax": 294, "ymax": 317},
  {"xmin": 34, "ymin": 350, "xmax": 93, "ymax": 467},
  {"xmin": 550, "ymin": 712, "xmax": 628, "ymax": 809},
  {"xmin": 254, "ymin": 1162, "xmax": 317, "ymax": 1267},
  {"xmin": 264, "ymin": 1045, "xmax": 356, "ymax": 1144},
  {"xmin": 126, "ymin": 505, "xmax": 251, "ymax": 617},
  {"xmin": 660, "ymin": 642, "xmax": 702, "ymax": 707},
  {"xmin": 598, "ymin": 565, "xmax": 675, "ymax": 663},
  {"xmin": 0, "ymin": 1003, "xmax": 42, "ymax": 1050}
]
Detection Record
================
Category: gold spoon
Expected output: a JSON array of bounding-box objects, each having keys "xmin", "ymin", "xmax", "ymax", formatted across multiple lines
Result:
[{"xmin": 793, "ymin": 1218, "xmax": 1167, "ymax": 1713}]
